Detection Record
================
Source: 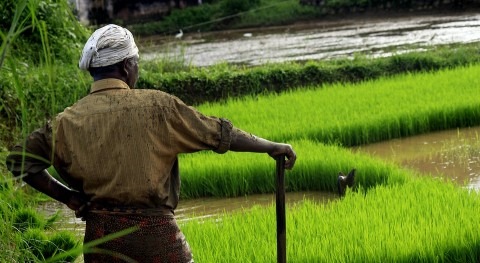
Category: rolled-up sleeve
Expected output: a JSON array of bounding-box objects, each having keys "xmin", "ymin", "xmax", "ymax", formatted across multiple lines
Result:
[
  {"xmin": 214, "ymin": 118, "xmax": 233, "ymax": 154},
  {"xmin": 5, "ymin": 122, "xmax": 53, "ymax": 176},
  {"xmin": 167, "ymin": 96, "xmax": 233, "ymax": 154}
]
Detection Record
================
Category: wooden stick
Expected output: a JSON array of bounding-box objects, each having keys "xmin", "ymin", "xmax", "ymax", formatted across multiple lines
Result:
[{"xmin": 275, "ymin": 155, "xmax": 286, "ymax": 263}]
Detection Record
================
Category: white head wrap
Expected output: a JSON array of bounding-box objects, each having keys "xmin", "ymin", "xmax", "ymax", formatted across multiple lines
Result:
[{"xmin": 79, "ymin": 24, "xmax": 139, "ymax": 70}]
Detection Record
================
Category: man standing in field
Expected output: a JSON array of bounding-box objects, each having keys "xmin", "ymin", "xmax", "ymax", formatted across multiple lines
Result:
[{"xmin": 6, "ymin": 24, "xmax": 296, "ymax": 262}]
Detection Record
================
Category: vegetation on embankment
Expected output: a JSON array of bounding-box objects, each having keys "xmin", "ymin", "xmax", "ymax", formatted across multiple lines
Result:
[
  {"xmin": 0, "ymin": 0, "xmax": 89, "ymax": 145},
  {"xmin": 1, "ymin": 0, "xmax": 87, "ymax": 261},
  {"xmin": 0, "ymin": 151, "xmax": 79, "ymax": 262},
  {"xmin": 139, "ymin": 43, "xmax": 480, "ymax": 106}
]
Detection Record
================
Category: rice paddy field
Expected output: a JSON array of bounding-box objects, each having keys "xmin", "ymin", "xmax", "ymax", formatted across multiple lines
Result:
[{"xmin": 175, "ymin": 64, "xmax": 480, "ymax": 262}]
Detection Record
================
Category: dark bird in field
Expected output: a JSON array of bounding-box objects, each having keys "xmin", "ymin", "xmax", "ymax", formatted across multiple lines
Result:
[{"xmin": 337, "ymin": 169, "xmax": 356, "ymax": 197}]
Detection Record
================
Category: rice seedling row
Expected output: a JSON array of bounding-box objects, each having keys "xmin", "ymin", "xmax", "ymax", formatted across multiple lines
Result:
[
  {"xmin": 197, "ymin": 64, "xmax": 480, "ymax": 146},
  {"xmin": 181, "ymin": 153, "xmax": 480, "ymax": 262},
  {"xmin": 180, "ymin": 65, "xmax": 480, "ymax": 198}
]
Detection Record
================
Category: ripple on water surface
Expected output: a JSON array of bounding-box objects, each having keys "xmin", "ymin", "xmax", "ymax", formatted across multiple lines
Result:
[{"xmin": 141, "ymin": 12, "xmax": 480, "ymax": 66}]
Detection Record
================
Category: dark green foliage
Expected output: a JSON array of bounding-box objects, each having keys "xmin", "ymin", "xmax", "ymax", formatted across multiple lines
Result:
[
  {"xmin": 0, "ymin": 177, "xmax": 12, "ymax": 192},
  {"xmin": 21, "ymin": 228, "xmax": 49, "ymax": 260},
  {"xmin": 0, "ymin": 0, "xmax": 88, "ymax": 65},
  {"xmin": 21, "ymin": 228, "xmax": 78, "ymax": 262},
  {"xmin": 134, "ymin": 4, "xmax": 220, "ymax": 35},
  {"xmin": 43, "ymin": 231, "xmax": 78, "ymax": 262},
  {"xmin": 13, "ymin": 208, "xmax": 45, "ymax": 232},
  {"xmin": 218, "ymin": 0, "xmax": 261, "ymax": 25},
  {"xmin": 0, "ymin": 1, "xmax": 18, "ymax": 31},
  {"xmin": 220, "ymin": 0, "xmax": 261, "ymax": 15},
  {"xmin": 129, "ymin": 0, "xmax": 315, "ymax": 36},
  {"xmin": 129, "ymin": 0, "xmax": 260, "ymax": 35}
]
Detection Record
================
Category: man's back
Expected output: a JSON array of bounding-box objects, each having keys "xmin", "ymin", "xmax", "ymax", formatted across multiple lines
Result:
[{"xmin": 54, "ymin": 79, "xmax": 221, "ymax": 209}]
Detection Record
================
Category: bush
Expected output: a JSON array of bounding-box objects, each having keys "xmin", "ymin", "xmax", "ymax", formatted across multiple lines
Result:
[
  {"xmin": 43, "ymin": 231, "xmax": 79, "ymax": 261},
  {"xmin": 220, "ymin": 0, "xmax": 261, "ymax": 16},
  {"xmin": 21, "ymin": 228, "xmax": 79, "ymax": 262},
  {"xmin": 13, "ymin": 208, "xmax": 46, "ymax": 232},
  {"xmin": 0, "ymin": 0, "xmax": 88, "ymax": 65}
]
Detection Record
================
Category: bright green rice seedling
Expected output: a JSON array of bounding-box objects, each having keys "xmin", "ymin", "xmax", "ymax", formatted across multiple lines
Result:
[
  {"xmin": 177, "ymin": 65, "xmax": 480, "ymax": 262},
  {"xmin": 180, "ymin": 140, "xmax": 409, "ymax": 198},
  {"xmin": 180, "ymin": 64, "xmax": 480, "ymax": 198},
  {"xmin": 197, "ymin": 64, "xmax": 480, "ymax": 146},
  {"xmin": 182, "ymin": 174, "xmax": 480, "ymax": 262}
]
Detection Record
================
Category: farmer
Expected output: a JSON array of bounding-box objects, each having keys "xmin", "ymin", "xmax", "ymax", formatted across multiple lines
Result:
[{"xmin": 6, "ymin": 24, "xmax": 296, "ymax": 263}]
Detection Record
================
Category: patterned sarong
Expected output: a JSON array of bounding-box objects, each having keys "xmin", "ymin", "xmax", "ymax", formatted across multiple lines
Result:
[{"xmin": 83, "ymin": 212, "xmax": 193, "ymax": 263}]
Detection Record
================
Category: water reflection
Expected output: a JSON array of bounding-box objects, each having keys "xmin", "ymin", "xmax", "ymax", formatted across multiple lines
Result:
[
  {"xmin": 175, "ymin": 191, "xmax": 336, "ymax": 222},
  {"xmin": 352, "ymin": 126, "xmax": 480, "ymax": 189},
  {"xmin": 141, "ymin": 12, "xmax": 480, "ymax": 66}
]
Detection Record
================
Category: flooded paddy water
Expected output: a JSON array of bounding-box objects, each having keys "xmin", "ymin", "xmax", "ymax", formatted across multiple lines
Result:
[
  {"xmin": 141, "ymin": 11, "xmax": 480, "ymax": 66},
  {"xmin": 352, "ymin": 125, "xmax": 480, "ymax": 189}
]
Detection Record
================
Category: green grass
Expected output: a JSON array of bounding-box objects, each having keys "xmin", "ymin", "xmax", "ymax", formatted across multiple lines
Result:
[
  {"xmin": 196, "ymin": 64, "xmax": 480, "ymax": 145},
  {"xmin": 182, "ymin": 174, "xmax": 480, "ymax": 262},
  {"xmin": 233, "ymin": 0, "xmax": 321, "ymax": 28},
  {"xmin": 179, "ymin": 139, "xmax": 408, "ymax": 198},
  {"xmin": 175, "ymin": 63, "xmax": 480, "ymax": 262},
  {"xmin": 0, "ymin": 0, "xmax": 85, "ymax": 261},
  {"xmin": 174, "ymin": 64, "xmax": 480, "ymax": 198}
]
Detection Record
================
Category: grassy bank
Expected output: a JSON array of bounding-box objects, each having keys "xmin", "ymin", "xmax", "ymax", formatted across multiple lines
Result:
[
  {"xmin": 128, "ymin": 0, "xmax": 321, "ymax": 36},
  {"xmin": 0, "ymin": 0, "xmax": 87, "ymax": 261}
]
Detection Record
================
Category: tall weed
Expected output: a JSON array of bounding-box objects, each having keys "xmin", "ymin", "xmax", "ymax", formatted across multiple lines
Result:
[{"xmin": 0, "ymin": 0, "xmax": 86, "ymax": 262}]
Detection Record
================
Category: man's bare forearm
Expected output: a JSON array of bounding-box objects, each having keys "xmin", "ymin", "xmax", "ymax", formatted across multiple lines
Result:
[
  {"xmin": 229, "ymin": 128, "xmax": 297, "ymax": 169},
  {"xmin": 229, "ymin": 128, "xmax": 277, "ymax": 153}
]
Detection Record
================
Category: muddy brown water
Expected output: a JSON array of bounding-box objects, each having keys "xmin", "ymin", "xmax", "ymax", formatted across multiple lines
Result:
[
  {"xmin": 352, "ymin": 125, "xmax": 480, "ymax": 189},
  {"xmin": 40, "ymin": 191, "xmax": 337, "ymax": 236},
  {"xmin": 141, "ymin": 11, "xmax": 480, "ymax": 66}
]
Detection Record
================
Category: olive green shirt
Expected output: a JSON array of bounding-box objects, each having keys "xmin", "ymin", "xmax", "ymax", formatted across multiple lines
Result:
[{"xmin": 7, "ymin": 79, "xmax": 233, "ymax": 211}]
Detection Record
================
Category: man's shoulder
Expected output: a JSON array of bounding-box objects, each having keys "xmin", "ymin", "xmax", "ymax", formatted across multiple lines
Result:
[
  {"xmin": 132, "ymin": 88, "xmax": 169, "ymax": 96},
  {"xmin": 130, "ymin": 88, "xmax": 178, "ymax": 104}
]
